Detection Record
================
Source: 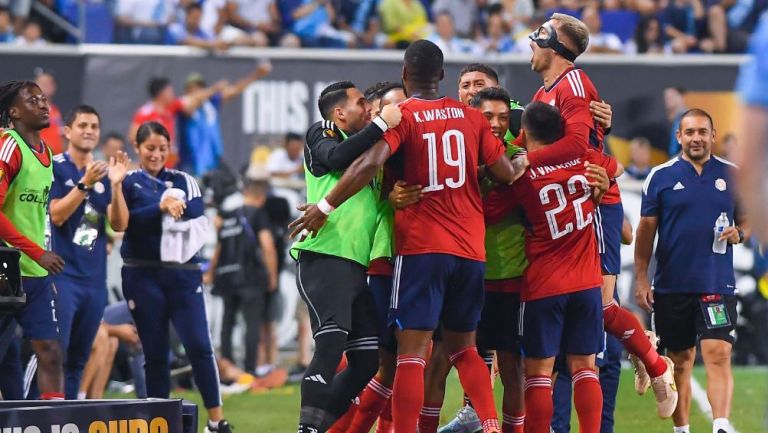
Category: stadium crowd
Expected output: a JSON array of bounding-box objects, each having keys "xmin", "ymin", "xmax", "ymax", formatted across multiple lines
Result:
[{"xmin": 0, "ymin": 0, "xmax": 766, "ymax": 54}]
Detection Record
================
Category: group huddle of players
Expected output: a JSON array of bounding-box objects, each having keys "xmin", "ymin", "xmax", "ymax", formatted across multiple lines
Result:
[{"xmin": 288, "ymin": 13, "xmax": 679, "ymax": 433}]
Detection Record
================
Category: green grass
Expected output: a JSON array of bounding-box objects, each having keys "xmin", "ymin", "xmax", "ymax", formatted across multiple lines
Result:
[{"xmin": 154, "ymin": 367, "xmax": 766, "ymax": 433}]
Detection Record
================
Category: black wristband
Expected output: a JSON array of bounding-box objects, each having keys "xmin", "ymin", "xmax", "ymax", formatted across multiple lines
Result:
[{"xmin": 737, "ymin": 229, "xmax": 745, "ymax": 244}]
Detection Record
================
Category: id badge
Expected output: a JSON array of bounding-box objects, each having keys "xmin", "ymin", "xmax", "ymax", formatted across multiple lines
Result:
[{"xmin": 699, "ymin": 294, "xmax": 731, "ymax": 329}]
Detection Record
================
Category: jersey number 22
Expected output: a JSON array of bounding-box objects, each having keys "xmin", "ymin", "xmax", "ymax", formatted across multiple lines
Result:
[{"xmin": 540, "ymin": 174, "xmax": 593, "ymax": 240}]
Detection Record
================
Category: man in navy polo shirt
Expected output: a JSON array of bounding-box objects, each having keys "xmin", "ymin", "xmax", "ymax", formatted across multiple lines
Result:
[
  {"xmin": 634, "ymin": 108, "xmax": 748, "ymax": 433},
  {"xmin": 49, "ymin": 105, "xmax": 130, "ymax": 399}
]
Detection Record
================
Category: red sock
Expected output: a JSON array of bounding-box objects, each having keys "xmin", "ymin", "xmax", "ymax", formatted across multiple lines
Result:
[
  {"xmin": 502, "ymin": 412, "xmax": 525, "ymax": 433},
  {"xmin": 572, "ymin": 369, "xmax": 603, "ymax": 433},
  {"xmin": 348, "ymin": 377, "xmax": 393, "ymax": 433},
  {"xmin": 336, "ymin": 354, "xmax": 349, "ymax": 373},
  {"xmin": 327, "ymin": 397, "xmax": 358, "ymax": 433},
  {"xmin": 376, "ymin": 397, "xmax": 394, "ymax": 433},
  {"xmin": 393, "ymin": 356, "xmax": 426, "ymax": 433},
  {"xmin": 603, "ymin": 302, "xmax": 667, "ymax": 377},
  {"xmin": 418, "ymin": 402, "xmax": 442, "ymax": 433},
  {"xmin": 449, "ymin": 347, "xmax": 499, "ymax": 429},
  {"xmin": 40, "ymin": 392, "xmax": 64, "ymax": 400},
  {"xmin": 524, "ymin": 376, "xmax": 552, "ymax": 433}
]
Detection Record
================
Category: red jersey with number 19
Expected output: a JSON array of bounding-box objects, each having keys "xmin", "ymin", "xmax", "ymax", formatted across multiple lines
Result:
[
  {"xmin": 485, "ymin": 149, "xmax": 617, "ymax": 301},
  {"xmin": 383, "ymin": 97, "xmax": 505, "ymax": 261}
]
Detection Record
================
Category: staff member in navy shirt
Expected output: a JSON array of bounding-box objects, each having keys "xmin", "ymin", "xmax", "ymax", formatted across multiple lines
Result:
[
  {"xmin": 113, "ymin": 121, "xmax": 232, "ymax": 433},
  {"xmin": 49, "ymin": 105, "xmax": 130, "ymax": 400},
  {"xmin": 635, "ymin": 109, "xmax": 748, "ymax": 433}
]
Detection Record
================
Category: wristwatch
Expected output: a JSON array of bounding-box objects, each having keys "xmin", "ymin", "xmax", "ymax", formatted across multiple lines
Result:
[
  {"xmin": 737, "ymin": 228, "xmax": 745, "ymax": 244},
  {"xmin": 76, "ymin": 181, "xmax": 91, "ymax": 192}
]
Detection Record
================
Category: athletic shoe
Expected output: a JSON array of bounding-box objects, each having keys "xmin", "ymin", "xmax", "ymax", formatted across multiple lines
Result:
[
  {"xmin": 629, "ymin": 330, "xmax": 659, "ymax": 395},
  {"xmin": 650, "ymin": 356, "xmax": 678, "ymax": 419},
  {"xmin": 258, "ymin": 367, "xmax": 288, "ymax": 389},
  {"xmin": 437, "ymin": 406, "xmax": 482, "ymax": 433},
  {"xmin": 204, "ymin": 419, "xmax": 233, "ymax": 433},
  {"xmin": 288, "ymin": 364, "xmax": 309, "ymax": 383}
]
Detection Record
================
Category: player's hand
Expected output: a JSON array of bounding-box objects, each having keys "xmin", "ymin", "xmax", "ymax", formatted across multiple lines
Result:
[
  {"xmin": 719, "ymin": 226, "xmax": 740, "ymax": 244},
  {"xmin": 256, "ymin": 59, "xmax": 273, "ymax": 78},
  {"xmin": 635, "ymin": 277, "xmax": 654, "ymax": 312},
  {"xmin": 81, "ymin": 161, "xmax": 109, "ymax": 187},
  {"xmin": 288, "ymin": 203, "xmax": 329, "ymax": 240},
  {"xmin": 389, "ymin": 180, "xmax": 423, "ymax": 209},
  {"xmin": 589, "ymin": 100, "xmax": 612, "ymax": 129},
  {"xmin": 585, "ymin": 162, "xmax": 610, "ymax": 193},
  {"xmin": 160, "ymin": 196, "xmax": 186, "ymax": 220},
  {"xmin": 203, "ymin": 270, "xmax": 214, "ymax": 285},
  {"xmin": 37, "ymin": 251, "xmax": 65, "ymax": 275},
  {"xmin": 108, "ymin": 151, "xmax": 131, "ymax": 186},
  {"xmin": 379, "ymin": 104, "xmax": 402, "ymax": 129},
  {"xmin": 509, "ymin": 154, "xmax": 529, "ymax": 183}
]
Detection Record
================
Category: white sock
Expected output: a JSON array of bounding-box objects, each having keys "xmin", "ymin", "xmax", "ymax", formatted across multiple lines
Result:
[
  {"xmin": 77, "ymin": 391, "xmax": 86, "ymax": 400},
  {"xmin": 674, "ymin": 425, "xmax": 690, "ymax": 433},
  {"xmin": 713, "ymin": 418, "xmax": 731, "ymax": 433}
]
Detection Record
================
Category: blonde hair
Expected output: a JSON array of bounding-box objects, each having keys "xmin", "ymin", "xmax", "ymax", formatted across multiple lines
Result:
[{"xmin": 551, "ymin": 13, "xmax": 590, "ymax": 56}]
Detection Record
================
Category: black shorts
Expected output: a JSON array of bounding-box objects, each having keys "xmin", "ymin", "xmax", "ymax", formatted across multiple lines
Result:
[
  {"xmin": 653, "ymin": 292, "xmax": 738, "ymax": 352},
  {"xmin": 477, "ymin": 290, "xmax": 521, "ymax": 353},
  {"xmin": 296, "ymin": 251, "xmax": 379, "ymax": 340}
]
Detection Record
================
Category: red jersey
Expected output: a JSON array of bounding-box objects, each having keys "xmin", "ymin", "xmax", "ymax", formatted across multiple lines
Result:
[
  {"xmin": 528, "ymin": 67, "xmax": 621, "ymax": 205},
  {"xmin": 132, "ymin": 99, "xmax": 185, "ymax": 167},
  {"xmin": 485, "ymin": 149, "xmax": 617, "ymax": 301},
  {"xmin": 383, "ymin": 97, "xmax": 505, "ymax": 261}
]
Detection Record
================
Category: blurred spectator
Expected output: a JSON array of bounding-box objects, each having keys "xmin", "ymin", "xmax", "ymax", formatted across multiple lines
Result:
[
  {"xmin": 115, "ymin": 0, "xmax": 173, "ymax": 44},
  {"xmin": 625, "ymin": 136, "xmax": 653, "ymax": 180},
  {"xmin": 510, "ymin": 11, "xmax": 547, "ymax": 53},
  {"xmin": 428, "ymin": 11, "xmax": 481, "ymax": 54},
  {"xmin": 478, "ymin": 11, "xmax": 515, "ymax": 54},
  {"xmin": 267, "ymin": 132, "xmax": 305, "ymax": 180},
  {"xmin": 13, "ymin": 19, "xmax": 45, "ymax": 46},
  {"xmin": 707, "ymin": 0, "xmax": 767, "ymax": 53},
  {"xmin": 720, "ymin": 132, "xmax": 737, "ymax": 159},
  {"xmin": 600, "ymin": 0, "xmax": 640, "ymax": 43},
  {"xmin": 626, "ymin": 15, "xmax": 669, "ymax": 54},
  {"xmin": 497, "ymin": 0, "xmax": 535, "ymax": 34},
  {"xmin": 96, "ymin": 132, "xmax": 127, "ymax": 162},
  {"xmin": 175, "ymin": 0, "xmax": 226, "ymax": 37},
  {"xmin": 178, "ymin": 62, "xmax": 272, "ymax": 176},
  {"xmin": 0, "ymin": 7, "xmax": 14, "ymax": 42},
  {"xmin": 166, "ymin": 2, "xmax": 228, "ymax": 50},
  {"xmin": 279, "ymin": 0, "xmax": 354, "ymax": 47},
  {"xmin": 583, "ymin": 6, "xmax": 624, "ymax": 53},
  {"xmin": 334, "ymin": 0, "xmax": 387, "ymax": 48},
  {"xmin": 664, "ymin": 86, "xmax": 688, "ymax": 156},
  {"xmin": 431, "ymin": 0, "xmax": 478, "ymax": 38},
  {"xmin": 658, "ymin": 0, "xmax": 709, "ymax": 53},
  {"xmin": 223, "ymin": 0, "xmax": 299, "ymax": 47},
  {"xmin": 34, "ymin": 69, "xmax": 64, "ymax": 154},
  {"xmin": 378, "ymin": 0, "xmax": 429, "ymax": 47}
]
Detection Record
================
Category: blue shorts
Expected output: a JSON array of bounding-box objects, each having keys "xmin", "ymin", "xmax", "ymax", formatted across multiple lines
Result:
[
  {"xmin": 595, "ymin": 203, "xmax": 623, "ymax": 275},
  {"xmin": 389, "ymin": 254, "xmax": 485, "ymax": 332},
  {"xmin": 16, "ymin": 276, "xmax": 58, "ymax": 340},
  {"xmin": 477, "ymin": 290, "xmax": 521, "ymax": 353},
  {"xmin": 520, "ymin": 287, "xmax": 603, "ymax": 358},
  {"xmin": 369, "ymin": 274, "xmax": 397, "ymax": 353}
]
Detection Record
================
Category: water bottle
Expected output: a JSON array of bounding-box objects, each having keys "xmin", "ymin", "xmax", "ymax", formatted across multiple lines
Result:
[{"xmin": 712, "ymin": 212, "xmax": 729, "ymax": 254}]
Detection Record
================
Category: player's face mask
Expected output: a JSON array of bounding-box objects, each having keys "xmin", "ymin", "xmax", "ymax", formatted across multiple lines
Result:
[{"xmin": 529, "ymin": 23, "xmax": 578, "ymax": 63}]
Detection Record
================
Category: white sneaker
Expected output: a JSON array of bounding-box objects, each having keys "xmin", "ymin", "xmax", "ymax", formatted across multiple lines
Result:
[
  {"xmin": 629, "ymin": 330, "xmax": 659, "ymax": 395},
  {"xmin": 650, "ymin": 356, "xmax": 678, "ymax": 419},
  {"xmin": 437, "ymin": 406, "xmax": 482, "ymax": 433}
]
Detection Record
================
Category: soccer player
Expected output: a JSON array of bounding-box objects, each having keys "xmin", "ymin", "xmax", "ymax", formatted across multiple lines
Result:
[
  {"xmin": 290, "ymin": 39, "xmax": 527, "ymax": 433},
  {"xmin": 0, "ymin": 80, "xmax": 66, "ymax": 399},
  {"xmin": 525, "ymin": 13, "xmax": 677, "ymax": 417},
  {"xmin": 635, "ymin": 109, "xmax": 747, "ymax": 433},
  {"xmin": 49, "ymin": 105, "xmax": 130, "ymax": 399},
  {"xmin": 290, "ymin": 81, "xmax": 402, "ymax": 433},
  {"xmin": 484, "ymin": 101, "xmax": 617, "ymax": 433}
]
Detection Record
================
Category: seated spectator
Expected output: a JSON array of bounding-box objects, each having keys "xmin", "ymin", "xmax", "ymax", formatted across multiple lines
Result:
[
  {"xmin": 223, "ymin": 0, "xmax": 299, "ymax": 47},
  {"xmin": 34, "ymin": 68, "xmax": 64, "ymax": 154},
  {"xmin": 378, "ymin": 0, "xmax": 429, "ymax": 47},
  {"xmin": 428, "ymin": 11, "xmax": 481, "ymax": 54},
  {"xmin": 167, "ymin": 2, "xmax": 229, "ymax": 50},
  {"xmin": 267, "ymin": 133, "xmax": 305, "ymax": 180},
  {"xmin": 626, "ymin": 15, "xmax": 669, "ymax": 54},
  {"xmin": 280, "ymin": 0, "xmax": 355, "ymax": 47},
  {"xmin": 510, "ymin": 12, "xmax": 547, "ymax": 53},
  {"xmin": 707, "ymin": 0, "xmax": 767, "ymax": 53},
  {"xmin": 582, "ymin": 6, "xmax": 624, "ymax": 53},
  {"xmin": 97, "ymin": 132, "xmax": 127, "ymax": 162},
  {"xmin": 600, "ymin": 0, "xmax": 640, "ymax": 43},
  {"xmin": 625, "ymin": 136, "xmax": 653, "ymax": 180},
  {"xmin": 13, "ymin": 20, "xmax": 45, "ymax": 46},
  {"xmin": 479, "ymin": 11, "xmax": 515, "ymax": 54},
  {"xmin": 334, "ymin": 0, "xmax": 387, "ymax": 48},
  {"xmin": 115, "ymin": 0, "xmax": 174, "ymax": 44},
  {"xmin": 659, "ymin": 0, "xmax": 708, "ymax": 53},
  {"xmin": 174, "ymin": 0, "xmax": 226, "ymax": 38},
  {"xmin": 498, "ymin": 0, "xmax": 536, "ymax": 34},
  {"xmin": 0, "ymin": 7, "xmax": 14, "ymax": 43},
  {"xmin": 432, "ymin": 0, "xmax": 478, "ymax": 38}
]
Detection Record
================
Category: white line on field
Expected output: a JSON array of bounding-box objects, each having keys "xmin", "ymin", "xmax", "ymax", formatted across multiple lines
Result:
[{"xmin": 690, "ymin": 376, "xmax": 742, "ymax": 433}]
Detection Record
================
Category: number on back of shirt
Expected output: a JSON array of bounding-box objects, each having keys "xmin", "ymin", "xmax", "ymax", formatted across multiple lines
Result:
[
  {"xmin": 423, "ymin": 130, "xmax": 466, "ymax": 192},
  {"xmin": 539, "ymin": 174, "xmax": 593, "ymax": 240}
]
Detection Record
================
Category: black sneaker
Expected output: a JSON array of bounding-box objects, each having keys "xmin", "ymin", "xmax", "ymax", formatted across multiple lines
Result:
[{"xmin": 204, "ymin": 420, "xmax": 233, "ymax": 433}]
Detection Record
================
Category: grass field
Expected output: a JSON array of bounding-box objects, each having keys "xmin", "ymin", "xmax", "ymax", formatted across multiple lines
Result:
[{"xmin": 156, "ymin": 367, "xmax": 767, "ymax": 433}]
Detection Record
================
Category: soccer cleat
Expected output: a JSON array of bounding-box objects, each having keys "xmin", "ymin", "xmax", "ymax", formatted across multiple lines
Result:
[
  {"xmin": 437, "ymin": 406, "xmax": 482, "ymax": 433},
  {"xmin": 629, "ymin": 330, "xmax": 659, "ymax": 395},
  {"xmin": 204, "ymin": 419, "xmax": 233, "ymax": 433},
  {"xmin": 650, "ymin": 356, "xmax": 678, "ymax": 419}
]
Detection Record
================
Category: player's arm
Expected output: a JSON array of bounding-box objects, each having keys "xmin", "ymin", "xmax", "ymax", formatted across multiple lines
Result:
[
  {"xmin": 527, "ymin": 96, "xmax": 592, "ymax": 166},
  {"xmin": 735, "ymin": 106, "xmax": 768, "ymax": 240},
  {"xmin": 107, "ymin": 152, "xmax": 131, "ymax": 232},
  {"xmin": 621, "ymin": 217, "xmax": 633, "ymax": 245},
  {"xmin": 634, "ymin": 174, "xmax": 661, "ymax": 312},
  {"xmin": 50, "ymin": 160, "xmax": 108, "ymax": 227},
  {"xmin": 181, "ymin": 81, "xmax": 228, "ymax": 115},
  {"xmin": 221, "ymin": 61, "xmax": 272, "ymax": 102}
]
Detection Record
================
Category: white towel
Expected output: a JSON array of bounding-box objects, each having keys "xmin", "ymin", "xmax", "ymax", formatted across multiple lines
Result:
[{"xmin": 160, "ymin": 188, "xmax": 211, "ymax": 263}]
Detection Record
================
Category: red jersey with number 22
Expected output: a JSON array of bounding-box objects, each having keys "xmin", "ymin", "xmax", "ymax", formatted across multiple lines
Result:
[
  {"xmin": 485, "ymin": 149, "xmax": 617, "ymax": 301},
  {"xmin": 383, "ymin": 97, "xmax": 505, "ymax": 261}
]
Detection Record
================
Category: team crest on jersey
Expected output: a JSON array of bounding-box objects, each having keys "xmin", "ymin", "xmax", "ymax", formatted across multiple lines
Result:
[
  {"xmin": 0, "ymin": 168, "xmax": 4, "ymax": 183},
  {"xmin": 715, "ymin": 178, "xmax": 727, "ymax": 191},
  {"xmin": 94, "ymin": 181, "xmax": 105, "ymax": 194},
  {"xmin": 323, "ymin": 128, "xmax": 336, "ymax": 138}
]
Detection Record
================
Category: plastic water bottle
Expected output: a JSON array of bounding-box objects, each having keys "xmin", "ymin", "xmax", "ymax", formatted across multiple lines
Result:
[{"xmin": 712, "ymin": 212, "xmax": 729, "ymax": 254}]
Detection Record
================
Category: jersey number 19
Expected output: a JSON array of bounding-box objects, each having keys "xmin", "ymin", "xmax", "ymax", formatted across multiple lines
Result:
[{"xmin": 423, "ymin": 129, "xmax": 466, "ymax": 192}]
